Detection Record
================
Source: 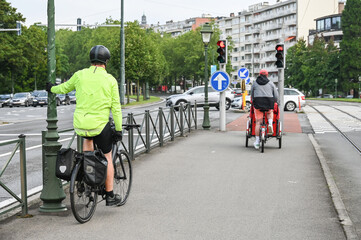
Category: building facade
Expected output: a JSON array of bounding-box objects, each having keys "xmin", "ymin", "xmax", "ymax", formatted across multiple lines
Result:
[
  {"xmin": 151, "ymin": 15, "xmax": 212, "ymax": 37},
  {"xmin": 217, "ymin": 0, "xmax": 342, "ymax": 84}
]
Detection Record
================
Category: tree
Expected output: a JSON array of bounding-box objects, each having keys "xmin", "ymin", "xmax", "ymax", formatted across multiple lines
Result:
[{"xmin": 340, "ymin": 0, "xmax": 361, "ymax": 96}]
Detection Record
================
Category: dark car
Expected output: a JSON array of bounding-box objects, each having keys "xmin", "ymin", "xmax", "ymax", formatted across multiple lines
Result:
[
  {"xmin": 0, "ymin": 94, "xmax": 12, "ymax": 107},
  {"xmin": 57, "ymin": 94, "xmax": 70, "ymax": 105},
  {"xmin": 10, "ymin": 92, "xmax": 34, "ymax": 107},
  {"xmin": 33, "ymin": 91, "xmax": 48, "ymax": 107}
]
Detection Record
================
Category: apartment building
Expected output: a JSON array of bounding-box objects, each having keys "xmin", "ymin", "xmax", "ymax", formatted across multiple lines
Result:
[
  {"xmin": 217, "ymin": 0, "xmax": 341, "ymax": 84},
  {"xmin": 151, "ymin": 15, "xmax": 212, "ymax": 37}
]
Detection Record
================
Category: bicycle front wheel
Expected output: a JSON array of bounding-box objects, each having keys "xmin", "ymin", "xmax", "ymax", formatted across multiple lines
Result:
[
  {"xmin": 113, "ymin": 150, "xmax": 132, "ymax": 206},
  {"xmin": 70, "ymin": 163, "xmax": 98, "ymax": 223}
]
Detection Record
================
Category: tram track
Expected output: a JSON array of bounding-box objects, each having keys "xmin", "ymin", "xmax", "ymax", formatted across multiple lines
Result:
[{"xmin": 309, "ymin": 105, "xmax": 361, "ymax": 154}]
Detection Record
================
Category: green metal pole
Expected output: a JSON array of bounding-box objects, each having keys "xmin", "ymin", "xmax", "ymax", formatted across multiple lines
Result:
[
  {"xmin": 39, "ymin": 0, "xmax": 66, "ymax": 213},
  {"xmin": 202, "ymin": 45, "xmax": 210, "ymax": 129},
  {"xmin": 119, "ymin": 0, "xmax": 125, "ymax": 105}
]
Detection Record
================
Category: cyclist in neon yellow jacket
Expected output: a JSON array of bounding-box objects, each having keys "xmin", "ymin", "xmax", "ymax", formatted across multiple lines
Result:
[{"xmin": 47, "ymin": 45, "xmax": 123, "ymax": 206}]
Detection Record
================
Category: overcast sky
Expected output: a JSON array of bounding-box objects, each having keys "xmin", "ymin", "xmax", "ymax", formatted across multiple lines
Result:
[{"xmin": 8, "ymin": 0, "xmax": 276, "ymax": 27}]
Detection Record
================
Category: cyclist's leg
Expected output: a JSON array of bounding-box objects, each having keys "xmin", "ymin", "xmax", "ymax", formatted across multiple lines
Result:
[
  {"xmin": 83, "ymin": 138, "xmax": 94, "ymax": 151},
  {"xmin": 253, "ymin": 108, "xmax": 263, "ymax": 149},
  {"xmin": 266, "ymin": 110, "xmax": 274, "ymax": 134},
  {"xmin": 92, "ymin": 123, "xmax": 121, "ymax": 206}
]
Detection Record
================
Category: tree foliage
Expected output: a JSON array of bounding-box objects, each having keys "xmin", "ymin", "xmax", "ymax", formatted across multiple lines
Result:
[{"xmin": 339, "ymin": 0, "xmax": 361, "ymax": 95}]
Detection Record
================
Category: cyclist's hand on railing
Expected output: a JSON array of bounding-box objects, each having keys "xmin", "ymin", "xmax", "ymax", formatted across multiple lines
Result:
[{"xmin": 113, "ymin": 131, "xmax": 122, "ymax": 142}]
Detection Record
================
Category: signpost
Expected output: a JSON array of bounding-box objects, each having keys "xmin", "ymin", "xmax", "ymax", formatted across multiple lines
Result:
[
  {"xmin": 210, "ymin": 71, "xmax": 230, "ymax": 131},
  {"xmin": 238, "ymin": 67, "xmax": 250, "ymax": 111}
]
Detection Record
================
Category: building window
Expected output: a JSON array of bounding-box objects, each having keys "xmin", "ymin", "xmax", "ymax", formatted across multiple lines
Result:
[
  {"xmin": 317, "ymin": 19, "xmax": 325, "ymax": 32},
  {"xmin": 325, "ymin": 18, "xmax": 331, "ymax": 31},
  {"xmin": 332, "ymin": 16, "xmax": 341, "ymax": 30}
]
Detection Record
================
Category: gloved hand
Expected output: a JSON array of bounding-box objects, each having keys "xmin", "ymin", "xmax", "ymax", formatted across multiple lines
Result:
[
  {"xmin": 46, "ymin": 82, "xmax": 55, "ymax": 92},
  {"xmin": 113, "ymin": 131, "xmax": 122, "ymax": 142}
]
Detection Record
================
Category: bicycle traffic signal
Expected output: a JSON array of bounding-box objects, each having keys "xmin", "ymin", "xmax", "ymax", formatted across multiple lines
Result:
[
  {"xmin": 275, "ymin": 44, "xmax": 284, "ymax": 68},
  {"xmin": 217, "ymin": 40, "xmax": 227, "ymax": 64}
]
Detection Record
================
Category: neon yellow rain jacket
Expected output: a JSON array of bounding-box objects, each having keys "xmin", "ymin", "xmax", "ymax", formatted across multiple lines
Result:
[{"xmin": 51, "ymin": 66, "xmax": 122, "ymax": 137}]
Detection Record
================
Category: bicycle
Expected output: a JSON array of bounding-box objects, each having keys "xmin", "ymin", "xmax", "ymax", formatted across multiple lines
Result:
[
  {"xmin": 245, "ymin": 103, "xmax": 282, "ymax": 153},
  {"xmin": 69, "ymin": 123, "xmax": 140, "ymax": 223}
]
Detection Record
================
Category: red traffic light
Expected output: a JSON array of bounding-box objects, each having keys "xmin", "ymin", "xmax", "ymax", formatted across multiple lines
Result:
[
  {"xmin": 217, "ymin": 40, "xmax": 225, "ymax": 48},
  {"xmin": 275, "ymin": 44, "xmax": 284, "ymax": 51}
]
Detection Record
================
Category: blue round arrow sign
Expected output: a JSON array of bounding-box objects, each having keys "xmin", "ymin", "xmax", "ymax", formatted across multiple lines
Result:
[
  {"xmin": 210, "ymin": 71, "xmax": 230, "ymax": 92},
  {"xmin": 238, "ymin": 67, "xmax": 249, "ymax": 79}
]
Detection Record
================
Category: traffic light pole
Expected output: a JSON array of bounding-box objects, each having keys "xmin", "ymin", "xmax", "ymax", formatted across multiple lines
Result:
[
  {"xmin": 219, "ymin": 64, "xmax": 226, "ymax": 131},
  {"xmin": 278, "ymin": 68, "xmax": 284, "ymax": 132}
]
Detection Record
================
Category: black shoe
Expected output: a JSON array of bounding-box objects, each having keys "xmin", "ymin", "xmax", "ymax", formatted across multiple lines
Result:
[{"xmin": 106, "ymin": 194, "xmax": 121, "ymax": 206}]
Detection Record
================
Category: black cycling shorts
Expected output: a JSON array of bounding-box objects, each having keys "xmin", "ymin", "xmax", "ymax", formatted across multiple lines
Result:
[{"xmin": 84, "ymin": 122, "xmax": 112, "ymax": 154}]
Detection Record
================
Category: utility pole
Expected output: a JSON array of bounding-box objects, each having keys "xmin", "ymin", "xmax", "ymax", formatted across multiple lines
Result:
[{"xmin": 120, "ymin": 0, "xmax": 125, "ymax": 105}]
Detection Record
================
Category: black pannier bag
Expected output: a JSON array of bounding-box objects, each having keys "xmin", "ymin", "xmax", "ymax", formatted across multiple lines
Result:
[
  {"xmin": 83, "ymin": 150, "xmax": 108, "ymax": 187},
  {"xmin": 56, "ymin": 148, "xmax": 78, "ymax": 181}
]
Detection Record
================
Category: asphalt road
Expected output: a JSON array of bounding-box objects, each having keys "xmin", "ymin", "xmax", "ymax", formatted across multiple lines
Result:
[{"xmin": 0, "ymin": 98, "xmax": 243, "ymax": 203}]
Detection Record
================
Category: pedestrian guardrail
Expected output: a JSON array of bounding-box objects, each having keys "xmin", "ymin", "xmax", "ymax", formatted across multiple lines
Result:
[
  {"xmin": 122, "ymin": 103, "xmax": 197, "ymax": 160},
  {"xmin": 0, "ymin": 135, "xmax": 28, "ymax": 217},
  {"xmin": 0, "ymin": 102, "xmax": 197, "ymax": 217}
]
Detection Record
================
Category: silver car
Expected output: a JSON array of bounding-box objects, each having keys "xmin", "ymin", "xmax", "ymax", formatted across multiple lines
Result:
[
  {"xmin": 166, "ymin": 86, "xmax": 234, "ymax": 110},
  {"xmin": 10, "ymin": 92, "xmax": 34, "ymax": 107}
]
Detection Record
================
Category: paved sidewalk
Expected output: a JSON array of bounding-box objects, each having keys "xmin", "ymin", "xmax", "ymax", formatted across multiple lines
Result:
[{"xmin": 0, "ymin": 114, "xmax": 347, "ymax": 239}]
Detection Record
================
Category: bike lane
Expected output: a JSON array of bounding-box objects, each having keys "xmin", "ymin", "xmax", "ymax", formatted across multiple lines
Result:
[{"xmin": 0, "ymin": 113, "xmax": 346, "ymax": 240}]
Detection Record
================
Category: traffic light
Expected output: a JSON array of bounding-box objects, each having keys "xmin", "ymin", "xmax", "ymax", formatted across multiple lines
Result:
[
  {"xmin": 275, "ymin": 44, "xmax": 284, "ymax": 68},
  {"xmin": 217, "ymin": 40, "xmax": 227, "ymax": 64}
]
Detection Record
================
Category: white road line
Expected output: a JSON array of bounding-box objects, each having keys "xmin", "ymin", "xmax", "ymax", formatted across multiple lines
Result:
[
  {"xmin": 0, "ymin": 137, "xmax": 73, "ymax": 158},
  {"xmin": 0, "ymin": 133, "xmax": 74, "ymax": 136}
]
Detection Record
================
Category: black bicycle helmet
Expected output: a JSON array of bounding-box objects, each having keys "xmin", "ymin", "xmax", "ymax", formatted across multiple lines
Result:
[{"xmin": 89, "ymin": 45, "xmax": 111, "ymax": 65}]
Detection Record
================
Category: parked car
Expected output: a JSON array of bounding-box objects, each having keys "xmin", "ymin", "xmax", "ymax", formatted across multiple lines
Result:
[
  {"xmin": 0, "ymin": 94, "xmax": 12, "ymax": 107},
  {"xmin": 232, "ymin": 89, "xmax": 243, "ymax": 97},
  {"xmin": 231, "ymin": 94, "xmax": 251, "ymax": 111},
  {"xmin": 283, "ymin": 88, "xmax": 306, "ymax": 111},
  {"xmin": 166, "ymin": 86, "xmax": 234, "ymax": 110},
  {"xmin": 10, "ymin": 92, "xmax": 34, "ymax": 107},
  {"xmin": 323, "ymin": 94, "xmax": 334, "ymax": 98},
  {"xmin": 346, "ymin": 95, "xmax": 354, "ymax": 99},
  {"xmin": 57, "ymin": 94, "xmax": 70, "ymax": 105},
  {"xmin": 33, "ymin": 91, "xmax": 48, "ymax": 107},
  {"xmin": 231, "ymin": 88, "xmax": 306, "ymax": 112},
  {"xmin": 68, "ymin": 90, "xmax": 76, "ymax": 104}
]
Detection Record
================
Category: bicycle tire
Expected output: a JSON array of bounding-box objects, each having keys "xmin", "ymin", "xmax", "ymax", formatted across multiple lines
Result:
[
  {"xmin": 113, "ymin": 150, "xmax": 132, "ymax": 206},
  {"xmin": 70, "ymin": 162, "xmax": 98, "ymax": 223}
]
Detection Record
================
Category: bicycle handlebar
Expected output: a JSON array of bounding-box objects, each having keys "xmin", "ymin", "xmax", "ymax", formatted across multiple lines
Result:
[{"xmin": 122, "ymin": 124, "xmax": 141, "ymax": 131}]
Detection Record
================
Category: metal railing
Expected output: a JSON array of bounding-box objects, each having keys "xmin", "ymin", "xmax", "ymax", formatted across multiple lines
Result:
[
  {"xmin": 0, "ymin": 102, "xmax": 197, "ymax": 217},
  {"xmin": 121, "ymin": 103, "xmax": 197, "ymax": 160},
  {"xmin": 0, "ymin": 135, "xmax": 28, "ymax": 217}
]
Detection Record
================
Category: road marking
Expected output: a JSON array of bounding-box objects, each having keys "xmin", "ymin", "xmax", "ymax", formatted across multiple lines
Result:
[
  {"xmin": 0, "ymin": 137, "xmax": 73, "ymax": 158},
  {"xmin": 0, "ymin": 133, "xmax": 74, "ymax": 137}
]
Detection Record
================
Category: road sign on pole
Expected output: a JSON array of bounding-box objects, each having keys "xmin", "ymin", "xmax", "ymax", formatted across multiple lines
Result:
[
  {"xmin": 210, "ymin": 71, "xmax": 230, "ymax": 92},
  {"xmin": 238, "ymin": 67, "xmax": 249, "ymax": 79}
]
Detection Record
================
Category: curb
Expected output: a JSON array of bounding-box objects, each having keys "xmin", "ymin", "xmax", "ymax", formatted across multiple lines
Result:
[{"xmin": 308, "ymin": 134, "xmax": 359, "ymax": 240}]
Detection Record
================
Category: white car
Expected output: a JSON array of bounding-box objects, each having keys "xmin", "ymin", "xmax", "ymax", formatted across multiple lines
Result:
[
  {"xmin": 231, "ymin": 94, "xmax": 251, "ymax": 111},
  {"xmin": 284, "ymin": 88, "xmax": 305, "ymax": 111},
  {"xmin": 166, "ymin": 86, "xmax": 234, "ymax": 110},
  {"xmin": 231, "ymin": 88, "xmax": 305, "ymax": 112}
]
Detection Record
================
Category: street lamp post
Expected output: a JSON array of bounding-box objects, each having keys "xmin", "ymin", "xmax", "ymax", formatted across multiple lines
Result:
[
  {"xmin": 39, "ymin": 0, "xmax": 66, "ymax": 213},
  {"xmin": 200, "ymin": 23, "xmax": 213, "ymax": 129},
  {"xmin": 335, "ymin": 78, "xmax": 338, "ymax": 98},
  {"xmin": 358, "ymin": 76, "xmax": 361, "ymax": 98}
]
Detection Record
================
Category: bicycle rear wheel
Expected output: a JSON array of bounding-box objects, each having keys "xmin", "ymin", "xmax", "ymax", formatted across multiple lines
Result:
[
  {"xmin": 70, "ymin": 163, "xmax": 98, "ymax": 223},
  {"xmin": 113, "ymin": 150, "xmax": 132, "ymax": 206}
]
